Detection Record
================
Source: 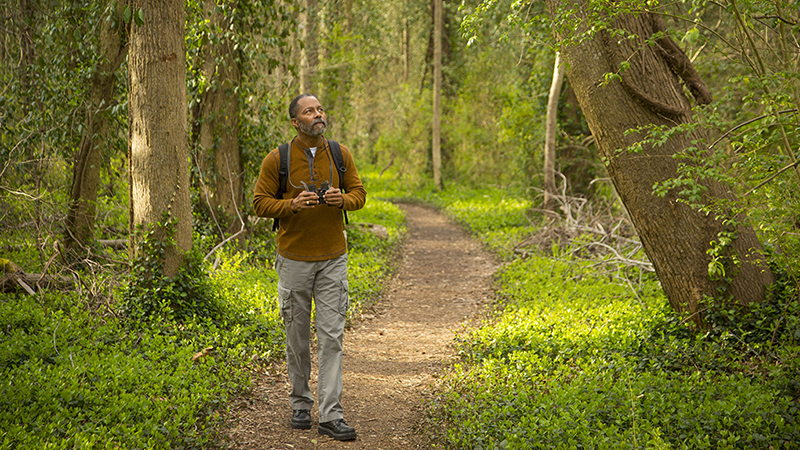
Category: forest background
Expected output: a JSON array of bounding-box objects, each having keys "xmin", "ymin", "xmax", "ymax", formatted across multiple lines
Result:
[{"xmin": 0, "ymin": 0, "xmax": 798, "ymax": 448}]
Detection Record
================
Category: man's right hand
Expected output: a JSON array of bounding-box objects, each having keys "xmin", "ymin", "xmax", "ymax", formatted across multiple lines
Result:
[{"xmin": 291, "ymin": 191, "xmax": 320, "ymax": 212}]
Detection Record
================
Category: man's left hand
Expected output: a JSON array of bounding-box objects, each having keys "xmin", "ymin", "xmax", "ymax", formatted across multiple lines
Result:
[{"xmin": 323, "ymin": 187, "xmax": 344, "ymax": 208}]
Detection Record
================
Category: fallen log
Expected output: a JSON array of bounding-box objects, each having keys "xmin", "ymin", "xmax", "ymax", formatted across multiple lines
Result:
[
  {"xmin": 98, "ymin": 239, "xmax": 128, "ymax": 250},
  {"xmin": 1, "ymin": 258, "xmax": 73, "ymax": 294}
]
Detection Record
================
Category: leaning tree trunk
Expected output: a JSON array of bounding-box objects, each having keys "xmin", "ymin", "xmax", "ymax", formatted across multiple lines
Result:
[
  {"xmin": 129, "ymin": 0, "xmax": 192, "ymax": 278},
  {"xmin": 545, "ymin": 4, "xmax": 774, "ymax": 325},
  {"xmin": 65, "ymin": 3, "xmax": 127, "ymax": 252},
  {"xmin": 543, "ymin": 52, "xmax": 564, "ymax": 211},
  {"xmin": 194, "ymin": 0, "xmax": 243, "ymax": 235}
]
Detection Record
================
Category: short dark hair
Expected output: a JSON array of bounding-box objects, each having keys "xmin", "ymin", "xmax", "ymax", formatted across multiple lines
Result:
[{"xmin": 289, "ymin": 93, "xmax": 316, "ymax": 119}]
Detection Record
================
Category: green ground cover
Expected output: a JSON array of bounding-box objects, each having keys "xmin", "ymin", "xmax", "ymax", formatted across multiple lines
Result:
[
  {"xmin": 2, "ymin": 167, "xmax": 797, "ymax": 449},
  {"xmin": 0, "ymin": 166, "xmax": 405, "ymax": 449},
  {"xmin": 416, "ymin": 185, "xmax": 800, "ymax": 450}
]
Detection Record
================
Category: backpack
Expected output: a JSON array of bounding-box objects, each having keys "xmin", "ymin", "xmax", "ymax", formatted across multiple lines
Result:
[{"xmin": 272, "ymin": 138, "xmax": 348, "ymax": 231}]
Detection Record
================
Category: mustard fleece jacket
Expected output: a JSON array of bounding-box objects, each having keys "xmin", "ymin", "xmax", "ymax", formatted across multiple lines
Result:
[{"xmin": 252, "ymin": 137, "xmax": 367, "ymax": 261}]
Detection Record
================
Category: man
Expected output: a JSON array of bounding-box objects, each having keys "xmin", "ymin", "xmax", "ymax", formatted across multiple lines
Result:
[{"xmin": 253, "ymin": 94, "xmax": 366, "ymax": 441}]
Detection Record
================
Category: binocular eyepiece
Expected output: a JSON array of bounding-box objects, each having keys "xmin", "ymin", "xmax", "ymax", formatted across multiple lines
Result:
[{"xmin": 304, "ymin": 182, "xmax": 329, "ymax": 204}]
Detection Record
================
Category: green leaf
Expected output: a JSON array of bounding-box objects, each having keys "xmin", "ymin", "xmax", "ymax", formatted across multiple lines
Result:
[
  {"xmin": 123, "ymin": 5, "xmax": 132, "ymax": 23},
  {"xmin": 134, "ymin": 9, "xmax": 145, "ymax": 27}
]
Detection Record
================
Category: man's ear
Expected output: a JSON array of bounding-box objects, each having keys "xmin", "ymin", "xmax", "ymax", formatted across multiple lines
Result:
[{"xmin": 290, "ymin": 118, "xmax": 298, "ymax": 128}]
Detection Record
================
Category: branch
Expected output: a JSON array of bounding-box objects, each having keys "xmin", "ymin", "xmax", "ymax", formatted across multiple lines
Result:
[
  {"xmin": 602, "ymin": 26, "xmax": 685, "ymax": 119},
  {"xmin": 652, "ymin": 15, "xmax": 712, "ymax": 105},
  {"xmin": 204, "ymin": 227, "xmax": 246, "ymax": 263},
  {"xmin": 379, "ymin": 155, "xmax": 396, "ymax": 177},
  {"xmin": 745, "ymin": 158, "xmax": 800, "ymax": 196},
  {"xmin": 191, "ymin": 146, "xmax": 225, "ymax": 238},
  {"xmin": 204, "ymin": 154, "xmax": 246, "ymax": 264},
  {"xmin": 581, "ymin": 242, "xmax": 655, "ymax": 272},
  {"xmin": 708, "ymin": 109, "xmax": 798, "ymax": 150},
  {"xmin": 1, "ymin": 258, "xmax": 73, "ymax": 294},
  {"xmin": 753, "ymin": 15, "xmax": 797, "ymax": 26}
]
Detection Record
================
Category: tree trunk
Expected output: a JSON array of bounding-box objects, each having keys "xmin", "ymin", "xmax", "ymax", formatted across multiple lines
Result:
[
  {"xmin": 300, "ymin": 0, "xmax": 318, "ymax": 94},
  {"xmin": 546, "ymin": 4, "xmax": 774, "ymax": 325},
  {"xmin": 194, "ymin": 0, "xmax": 243, "ymax": 235},
  {"xmin": 129, "ymin": 0, "xmax": 192, "ymax": 278},
  {"xmin": 431, "ymin": 0, "xmax": 442, "ymax": 190},
  {"xmin": 543, "ymin": 52, "xmax": 564, "ymax": 211},
  {"xmin": 65, "ymin": 3, "xmax": 127, "ymax": 251}
]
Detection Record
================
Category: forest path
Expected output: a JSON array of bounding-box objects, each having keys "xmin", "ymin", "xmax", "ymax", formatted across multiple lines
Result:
[{"xmin": 222, "ymin": 203, "xmax": 497, "ymax": 449}]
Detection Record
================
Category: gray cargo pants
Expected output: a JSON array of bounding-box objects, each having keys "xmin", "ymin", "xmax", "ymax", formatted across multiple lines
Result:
[{"xmin": 275, "ymin": 253, "xmax": 349, "ymax": 423}]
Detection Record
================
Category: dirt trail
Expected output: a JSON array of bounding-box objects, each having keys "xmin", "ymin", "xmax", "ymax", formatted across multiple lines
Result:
[{"xmin": 222, "ymin": 203, "xmax": 497, "ymax": 449}]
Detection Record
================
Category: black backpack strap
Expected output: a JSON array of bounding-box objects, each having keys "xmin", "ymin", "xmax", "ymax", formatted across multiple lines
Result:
[
  {"xmin": 327, "ymin": 139, "xmax": 347, "ymax": 186},
  {"xmin": 326, "ymin": 139, "xmax": 349, "ymax": 225},
  {"xmin": 272, "ymin": 142, "xmax": 290, "ymax": 232}
]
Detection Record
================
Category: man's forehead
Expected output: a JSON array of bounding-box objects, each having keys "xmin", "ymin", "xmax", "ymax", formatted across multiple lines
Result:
[{"xmin": 297, "ymin": 96, "xmax": 322, "ymax": 110}]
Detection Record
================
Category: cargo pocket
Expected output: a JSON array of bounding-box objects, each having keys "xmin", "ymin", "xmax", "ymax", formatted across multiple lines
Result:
[
  {"xmin": 277, "ymin": 283, "xmax": 293, "ymax": 324},
  {"xmin": 339, "ymin": 280, "xmax": 350, "ymax": 317}
]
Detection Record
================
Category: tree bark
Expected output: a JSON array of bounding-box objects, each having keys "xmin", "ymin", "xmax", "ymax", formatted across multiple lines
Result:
[
  {"xmin": 129, "ymin": 0, "xmax": 192, "ymax": 278},
  {"xmin": 431, "ymin": 0, "xmax": 442, "ymax": 190},
  {"xmin": 193, "ymin": 0, "xmax": 243, "ymax": 235},
  {"xmin": 65, "ymin": 2, "xmax": 127, "ymax": 251},
  {"xmin": 546, "ymin": 4, "xmax": 773, "ymax": 325},
  {"xmin": 543, "ymin": 52, "xmax": 564, "ymax": 211}
]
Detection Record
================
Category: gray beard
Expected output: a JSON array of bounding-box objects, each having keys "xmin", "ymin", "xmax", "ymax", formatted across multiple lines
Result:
[{"xmin": 298, "ymin": 119, "xmax": 327, "ymax": 137}]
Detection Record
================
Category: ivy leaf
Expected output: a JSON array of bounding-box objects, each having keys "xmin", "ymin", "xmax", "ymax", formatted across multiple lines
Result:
[
  {"xmin": 123, "ymin": 5, "xmax": 132, "ymax": 23},
  {"xmin": 134, "ymin": 9, "xmax": 145, "ymax": 27}
]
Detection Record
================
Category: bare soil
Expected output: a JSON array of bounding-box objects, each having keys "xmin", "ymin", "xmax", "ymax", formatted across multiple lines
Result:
[{"xmin": 221, "ymin": 203, "xmax": 498, "ymax": 449}]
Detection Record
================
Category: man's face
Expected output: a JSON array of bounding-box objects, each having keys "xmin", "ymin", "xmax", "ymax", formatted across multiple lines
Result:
[{"xmin": 293, "ymin": 96, "xmax": 327, "ymax": 138}]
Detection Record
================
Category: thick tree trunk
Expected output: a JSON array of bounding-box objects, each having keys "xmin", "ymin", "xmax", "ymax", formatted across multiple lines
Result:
[
  {"xmin": 431, "ymin": 0, "xmax": 442, "ymax": 190},
  {"xmin": 194, "ymin": 0, "xmax": 243, "ymax": 234},
  {"xmin": 65, "ymin": 3, "xmax": 127, "ymax": 251},
  {"xmin": 546, "ymin": 4, "xmax": 773, "ymax": 325},
  {"xmin": 129, "ymin": 0, "xmax": 192, "ymax": 278},
  {"xmin": 543, "ymin": 52, "xmax": 564, "ymax": 211}
]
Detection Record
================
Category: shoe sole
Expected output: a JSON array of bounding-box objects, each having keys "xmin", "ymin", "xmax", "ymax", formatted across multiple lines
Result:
[
  {"xmin": 291, "ymin": 421, "xmax": 312, "ymax": 430},
  {"xmin": 318, "ymin": 426, "xmax": 357, "ymax": 441}
]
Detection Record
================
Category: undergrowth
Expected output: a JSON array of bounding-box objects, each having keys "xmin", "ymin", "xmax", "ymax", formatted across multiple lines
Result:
[
  {"xmin": 407, "ymin": 181, "xmax": 800, "ymax": 449},
  {"xmin": 0, "ymin": 183, "xmax": 405, "ymax": 449}
]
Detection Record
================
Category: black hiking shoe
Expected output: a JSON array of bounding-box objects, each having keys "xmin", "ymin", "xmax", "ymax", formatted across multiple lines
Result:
[
  {"xmin": 290, "ymin": 409, "xmax": 311, "ymax": 429},
  {"xmin": 318, "ymin": 418, "xmax": 357, "ymax": 441}
]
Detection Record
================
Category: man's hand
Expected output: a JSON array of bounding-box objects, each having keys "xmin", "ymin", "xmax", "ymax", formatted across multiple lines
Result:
[
  {"xmin": 323, "ymin": 187, "xmax": 344, "ymax": 208},
  {"xmin": 291, "ymin": 191, "xmax": 320, "ymax": 212}
]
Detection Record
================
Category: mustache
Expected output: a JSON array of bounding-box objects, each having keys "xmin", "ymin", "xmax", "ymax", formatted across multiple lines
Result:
[{"xmin": 313, "ymin": 118, "xmax": 327, "ymax": 126}]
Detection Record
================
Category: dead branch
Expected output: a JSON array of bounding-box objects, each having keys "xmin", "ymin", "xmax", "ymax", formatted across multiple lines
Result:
[
  {"xmin": 1, "ymin": 258, "xmax": 74, "ymax": 294},
  {"xmin": 98, "ymin": 239, "xmax": 128, "ymax": 250},
  {"xmin": 380, "ymin": 155, "xmax": 396, "ymax": 177}
]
